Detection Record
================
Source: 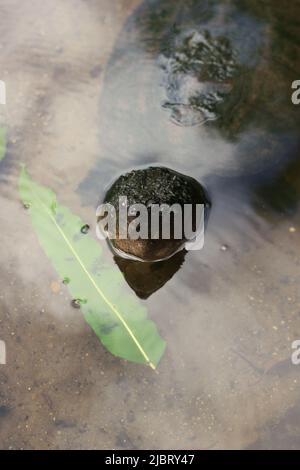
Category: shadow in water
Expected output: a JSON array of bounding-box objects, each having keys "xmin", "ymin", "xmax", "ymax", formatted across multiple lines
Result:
[{"xmin": 114, "ymin": 249, "xmax": 186, "ymax": 299}]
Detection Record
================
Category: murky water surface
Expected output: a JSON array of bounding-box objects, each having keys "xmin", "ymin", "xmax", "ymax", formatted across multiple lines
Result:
[{"xmin": 0, "ymin": 0, "xmax": 300, "ymax": 449}]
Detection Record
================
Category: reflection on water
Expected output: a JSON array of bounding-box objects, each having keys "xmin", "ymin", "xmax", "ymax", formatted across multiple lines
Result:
[
  {"xmin": 0, "ymin": 0, "xmax": 300, "ymax": 451},
  {"xmin": 114, "ymin": 250, "xmax": 186, "ymax": 299}
]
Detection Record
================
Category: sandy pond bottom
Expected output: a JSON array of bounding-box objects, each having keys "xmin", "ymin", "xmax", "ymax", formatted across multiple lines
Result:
[{"xmin": 0, "ymin": 0, "xmax": 300, "ymax": 450}]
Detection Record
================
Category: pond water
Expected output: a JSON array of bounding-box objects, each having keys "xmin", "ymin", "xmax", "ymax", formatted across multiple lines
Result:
[{"xmin": 0, "ymin": 0, "xmax": 300, "ymax": 449}]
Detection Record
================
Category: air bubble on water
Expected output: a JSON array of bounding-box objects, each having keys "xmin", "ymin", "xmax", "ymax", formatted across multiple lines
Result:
[
  {"xmin": 71, "ymin": 299, "xmax": 81, "ymax": 309},
  {"xmin": 221, "ymin": 244, "xmax": 228, "ymax": 251},
  {"xmin": 71, "ymin": 298, "xmax": 87, "ymax": 309},
  {"xmin": 80, "ymin": 224, "xmax": 90, "ymax": 234},
  {"xmin": 23, "ymin": 202, "xmax": 31, "ymax": 209}
]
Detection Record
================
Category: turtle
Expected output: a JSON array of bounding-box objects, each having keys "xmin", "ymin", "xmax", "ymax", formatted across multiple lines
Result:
[
  {"xmin": 79, "ymin": 0, "xmax": 300, "ymax": 203},
  {"xmin": 78, "ymin": 0, "xmax": 300, "ymax": 290}
]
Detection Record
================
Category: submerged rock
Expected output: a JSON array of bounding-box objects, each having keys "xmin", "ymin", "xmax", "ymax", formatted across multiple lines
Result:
[{"xmin": 100, "ymin": 166, "xmax": 210, "ymax": 262}]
